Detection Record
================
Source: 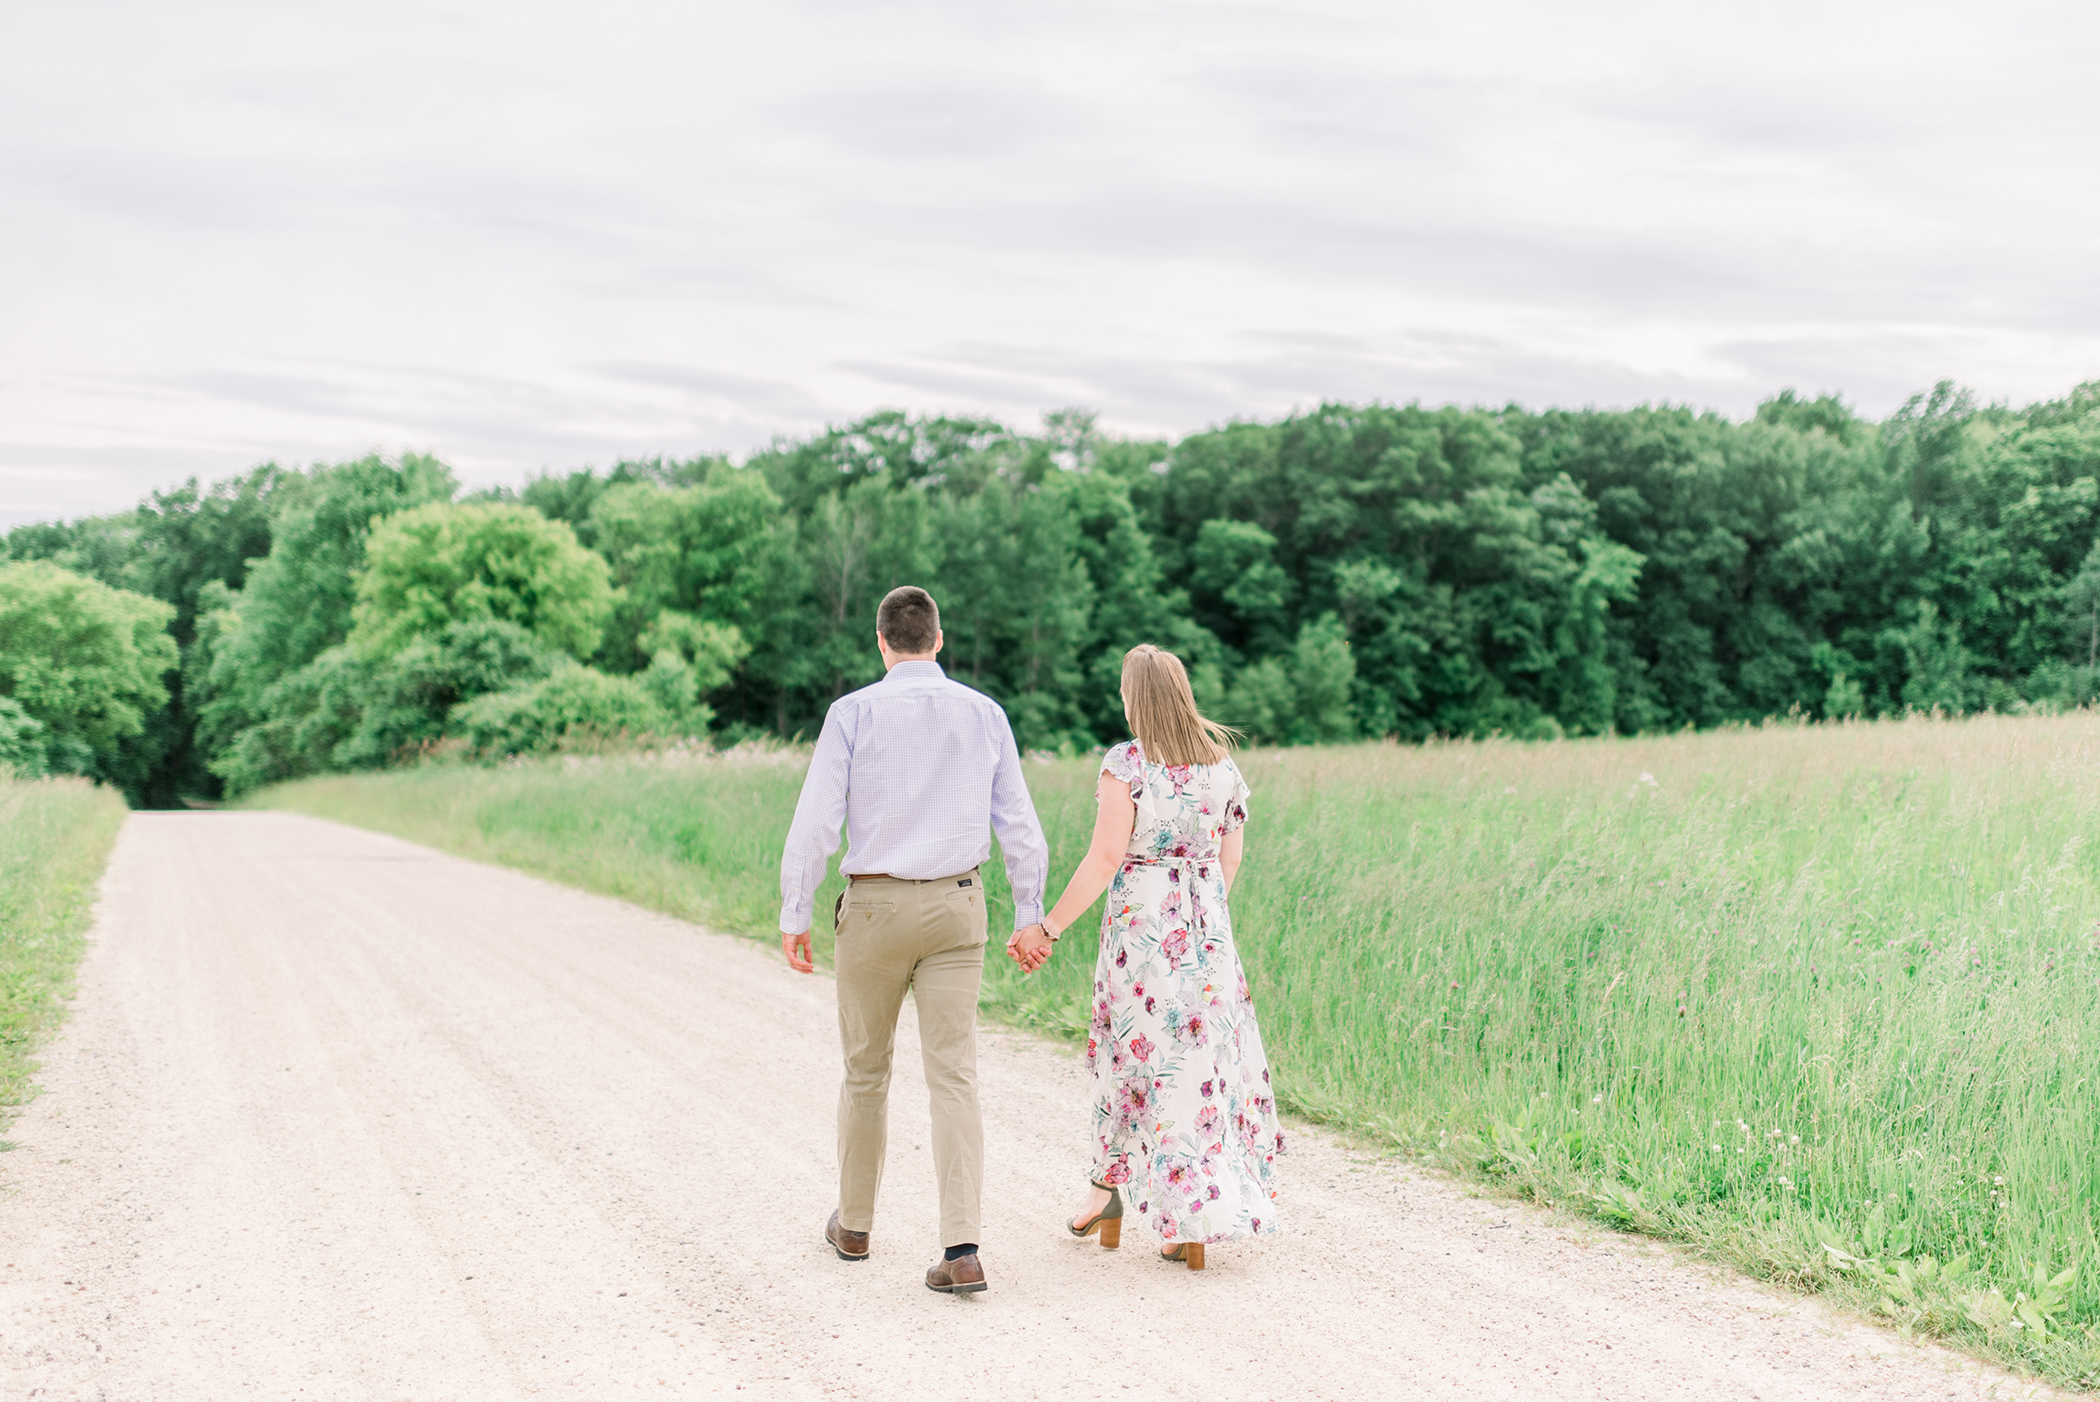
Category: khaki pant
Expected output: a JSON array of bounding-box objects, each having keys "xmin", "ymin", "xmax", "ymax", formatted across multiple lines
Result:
[{"xmin": 834, "ymin": 871, "xmax": 988, "ymax": 1247}]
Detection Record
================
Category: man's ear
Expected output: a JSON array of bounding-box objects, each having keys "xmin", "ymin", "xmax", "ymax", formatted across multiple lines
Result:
[{"xmin": 931, "ymin": 628, "xmax": 944, "ymax": 657}]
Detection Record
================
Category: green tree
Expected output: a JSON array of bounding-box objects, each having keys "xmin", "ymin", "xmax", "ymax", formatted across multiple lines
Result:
[
  {"xmin": 334, "ymin": 620, "xmax": 561, "ymax": 769},
  {"xmin": 350, "ymin": 503, "xmax": 614, "ymax": 662},
  {"xmin": 738, "ymin": 477, "xmax": 940, "ymax": 734},
  {"xmin": 929, "ymin": 476, "xmax": 1098, "ymax": 751},
  {"xmin": 635, "ymin": 608, "xmax": 751, "ymax": 732},
  {"xmin": 3, "ymin": 463, "xmax": 295, "ymax": 803},
  {"xmin": 588, "ymin": 467, "xmax": 781, "ymax": 667},
  {"xmin": 0, "ymin": 562, "xmax": 178, "ymax": 799},
  {"xmin": 189, "ymin": 452, "xmax": 457, "ymax": 787},
  {"xmin": 754, "ymin": 411, "xmax": 1024, "ymax": 515},
  {"xmin": 1222, "ymin": 614, "xmax": 1358, "ymax": 744}
]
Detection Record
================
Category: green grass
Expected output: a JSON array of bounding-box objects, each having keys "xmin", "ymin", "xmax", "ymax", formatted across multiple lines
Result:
[
  {"xmin": 0, "ymin": 774, "xmax": 126, "ymax": 1133},
  {"xmin": 257, "ymin": 716, "xmax": 2100, "ymax": 1387}
]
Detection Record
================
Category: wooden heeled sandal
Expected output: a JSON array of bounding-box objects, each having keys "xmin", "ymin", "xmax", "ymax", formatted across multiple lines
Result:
[
  {"xmin": 1159, "ymin": 1242, "xmax": 1206, "ymax": 1270},
  {"xmin": 1067, "ymin": 1181, "xmax": 1123, "ymax": 1249}
]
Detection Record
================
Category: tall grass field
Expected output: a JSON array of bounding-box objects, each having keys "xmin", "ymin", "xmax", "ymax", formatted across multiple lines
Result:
[
  {"xmin": 259, "ymin": 715, "xmax": 2100, "ymax": 1385},
  {"xmin": 0, "ymin": 775, "xmax": 127, "ymax": 1133}
]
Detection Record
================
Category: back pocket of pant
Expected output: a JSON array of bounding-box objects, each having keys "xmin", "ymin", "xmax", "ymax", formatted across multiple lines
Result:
[
  {"xmin": 943, "ymin": 885, "xmax": 987, "ymax": 943},
  {"xmin": 844, "ymin": 896, "xmax": 896, "ymax": 926}
]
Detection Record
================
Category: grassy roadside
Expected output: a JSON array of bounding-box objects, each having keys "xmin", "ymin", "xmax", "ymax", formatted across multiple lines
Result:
[
  {"xmin": 0, "ymin": 775, "xmax": 127, "ymax": 1136},
  {"xmin": 257, "ymin": 717, "xmax": 2100, "ymax": 1388}
]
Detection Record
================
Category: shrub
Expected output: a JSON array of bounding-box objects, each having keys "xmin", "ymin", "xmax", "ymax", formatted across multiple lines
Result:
[
  {"xmin": 337, "ymin": 619, "xmax": 559, "ymax": 768},
  {"xmin": 450, "ymin": 664, "xmax": 684, "ymax": 756}
]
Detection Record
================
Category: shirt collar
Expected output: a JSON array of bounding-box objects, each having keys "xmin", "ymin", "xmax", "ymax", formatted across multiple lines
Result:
[{"xmin": 885, "ymin": 660, "xmax": 947, "ymax": 682}]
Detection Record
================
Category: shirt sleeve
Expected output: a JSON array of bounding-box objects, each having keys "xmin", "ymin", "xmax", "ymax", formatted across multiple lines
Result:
[
  {"xmin": 987, "ymin": 711, "xmax": 1049, "ymax": 929},
  {"xmin": 778, "ymin": 702, "xmax": 853, "ymax": 934},
  {"xmin": 1221, "ymin": 759, "xmax": 1251, "ymax": 833}
]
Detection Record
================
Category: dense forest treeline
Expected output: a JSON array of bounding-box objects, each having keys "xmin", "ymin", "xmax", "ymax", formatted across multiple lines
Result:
[{"xmin": 6, "ymin": 381, "xmax": 2100, "ymax": 806}]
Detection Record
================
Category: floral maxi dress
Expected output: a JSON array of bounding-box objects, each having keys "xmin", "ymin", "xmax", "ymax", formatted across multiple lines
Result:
[{"xmin": 1087, "ymin": 740, "xmax": 1284, "ymax": 1245}]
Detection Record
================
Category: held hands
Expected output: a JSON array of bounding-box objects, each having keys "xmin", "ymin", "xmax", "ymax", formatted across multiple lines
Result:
[
  {"xmin": 1006, "ymin": 923, "xmax": 1055, "ymax": 974},
  {"xmin": 781, "ymin": 928, "xmax": 815, "ymax": 973}
]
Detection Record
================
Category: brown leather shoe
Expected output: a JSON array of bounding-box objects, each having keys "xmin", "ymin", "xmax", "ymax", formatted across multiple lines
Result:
[
  {"xmin": 825, "ymin": 1210, "xmax": 869, "ymax": 1261},
  {"xmin": 925, "ymin": 1252, "xmax": 987, "ymax": 1294}
]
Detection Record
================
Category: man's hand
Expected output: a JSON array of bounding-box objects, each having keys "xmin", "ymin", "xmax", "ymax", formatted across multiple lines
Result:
[
  {"xmin": 782, "ymin": 928, "xmax": 814, "ymax": 973},
  {"xmin": 1006, "ymin": 924, "xmax": 1054, "ymax": 974}
]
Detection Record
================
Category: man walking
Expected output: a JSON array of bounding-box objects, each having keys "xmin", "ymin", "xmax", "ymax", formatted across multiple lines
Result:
[{"xmin": 778, "ymin": 585, "xmax": 1050, "ymax": 1295}]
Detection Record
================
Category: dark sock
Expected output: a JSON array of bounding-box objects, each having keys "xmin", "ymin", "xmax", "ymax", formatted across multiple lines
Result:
[{"xmin": 943, "ymin": 1243, "xmax": 978, "ymax": 1261}]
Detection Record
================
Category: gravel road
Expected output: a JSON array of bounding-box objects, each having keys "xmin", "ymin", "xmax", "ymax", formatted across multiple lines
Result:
[{"xmin": 0, "ymin": 812, "xmax": 2064, "ymax": 1400}]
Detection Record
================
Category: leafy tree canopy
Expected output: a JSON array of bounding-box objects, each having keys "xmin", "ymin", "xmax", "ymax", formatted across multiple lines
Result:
[
  {"xmin": 20, "ymin": 382, "xmax": 2100, "ymax": 803},
  {"xmin": 0, "ymin": 561, "xmax": 178, "ymax": 797},
  {"xmin": 350, "ymin": 502, "xmax": 615, "ymax": 662}
]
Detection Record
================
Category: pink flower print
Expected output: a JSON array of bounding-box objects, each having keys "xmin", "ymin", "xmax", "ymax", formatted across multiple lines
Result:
[
  {"xmin": 1178, "ymin": 1011, "xmax": 1207, "ymax": 1046},
  {"xmin": 1200, "ymin": 1079, "xmax": 1215, "ymax": 1099},
  {"xmin": 1129, "ymin": 1033, "xmax": 1157, "ymax": 1064},
  {"xmin": 1103, "ymin": 1159, "xmax": 1131, "ymax": 1185},
  {"xmin": 1161, "ymin": 926, "xmax": 1190, "ymax": 963},
  {"xmin": 1195, "ymin": 1105, "xmax": 1221, "ymax": 1136},
  {"xmin": 1144, "ymin": 996, "xmax": 1157, "ymax": 1015},
  {"xmin": 1207, "ymin": 1184, "xmax": 1221, "ymax": 1200}
]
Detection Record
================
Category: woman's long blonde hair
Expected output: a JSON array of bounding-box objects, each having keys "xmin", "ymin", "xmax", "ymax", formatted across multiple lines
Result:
[{"xmin": 1121, "ymin": 644, "xmax": 1239, "ymax": 766}]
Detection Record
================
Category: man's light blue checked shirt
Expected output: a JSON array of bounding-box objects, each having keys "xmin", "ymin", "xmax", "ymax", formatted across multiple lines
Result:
[{"xmin": 778, "ymin": 661, "xmax": 1049, "ymax": 936}]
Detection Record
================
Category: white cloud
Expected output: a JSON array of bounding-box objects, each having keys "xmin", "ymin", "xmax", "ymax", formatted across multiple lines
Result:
[{"xmin": 3, "ymin": 0, "xmax": 2097, "ymax": 524}]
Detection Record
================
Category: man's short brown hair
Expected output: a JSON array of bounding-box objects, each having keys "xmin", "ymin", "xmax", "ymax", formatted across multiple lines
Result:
[{"xmin": 877, "ymin": 585, "xmax": 940, "ymax": 654}]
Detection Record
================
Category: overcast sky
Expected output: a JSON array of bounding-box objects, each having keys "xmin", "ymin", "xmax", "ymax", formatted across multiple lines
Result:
[{"xmin": 5, "ymin": 0, "xmax": 2098, "ymax": 525}]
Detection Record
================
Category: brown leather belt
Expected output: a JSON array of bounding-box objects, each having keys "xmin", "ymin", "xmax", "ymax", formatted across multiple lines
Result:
[{"xmin": 849, "ymin": 869, "xmax": 977, "ymax": 884}]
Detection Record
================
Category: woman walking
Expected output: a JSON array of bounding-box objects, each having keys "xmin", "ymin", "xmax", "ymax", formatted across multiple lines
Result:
[{"xmin": 1010, "ymin": 644, "xmax": 1285, "ymax": 1269}]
